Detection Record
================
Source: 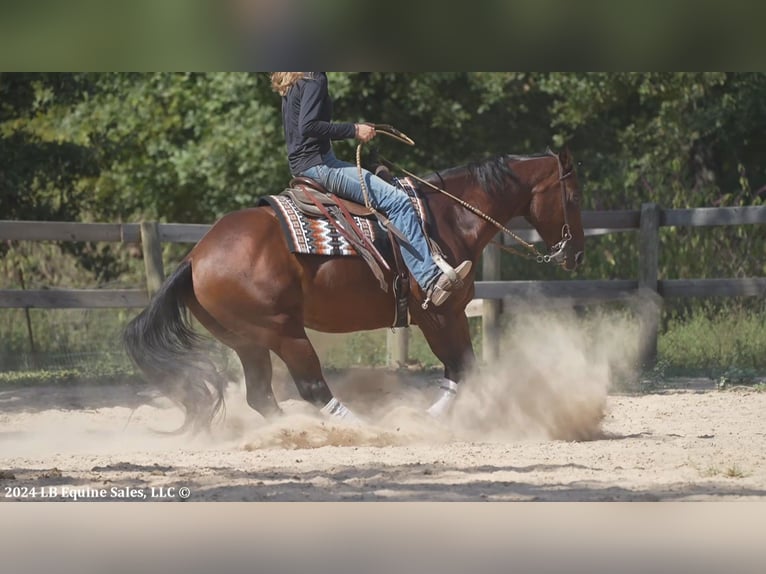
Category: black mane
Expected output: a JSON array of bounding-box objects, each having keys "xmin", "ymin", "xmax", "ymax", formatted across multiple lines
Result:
[
  {"xmin": 429, "ymin": 152, "xmax": 552, "ymax": 196},
  {"xmin": 468, "ymin": 154, "xmax": 538, "ymax": 195}
]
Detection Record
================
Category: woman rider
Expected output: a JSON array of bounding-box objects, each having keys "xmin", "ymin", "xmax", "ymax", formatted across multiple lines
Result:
[{"xmin": 271, "ymin": 72, "xmax": 471, "ymax": 307}]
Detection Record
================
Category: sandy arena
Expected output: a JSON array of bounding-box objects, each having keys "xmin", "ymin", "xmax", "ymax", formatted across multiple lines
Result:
[{"xmin": 2, "ymin": 310, "xmax": 765, "ymax": 502}]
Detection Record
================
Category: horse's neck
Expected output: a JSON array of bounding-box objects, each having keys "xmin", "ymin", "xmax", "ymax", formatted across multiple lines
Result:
[{"xmin": 427, "ymin": 167, "xmax": 533, "ymax": 259}]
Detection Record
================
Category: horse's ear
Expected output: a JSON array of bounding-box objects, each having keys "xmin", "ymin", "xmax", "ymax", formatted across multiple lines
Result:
[{"xmin": 558, "ymin": 146, "xmax": 573, "ymax": 171}]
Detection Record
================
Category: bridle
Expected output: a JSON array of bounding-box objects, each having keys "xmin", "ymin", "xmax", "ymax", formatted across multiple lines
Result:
[
  {"xmin": 378, "ymin": 148, "xmax": 576, "ymax": 266},
  {"xmin": 541, "ymin": 148, "xmax": 575, "ymax": 266}
]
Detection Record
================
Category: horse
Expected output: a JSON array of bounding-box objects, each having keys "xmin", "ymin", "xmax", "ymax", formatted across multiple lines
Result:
[{"xmin": 123, "ymin": 147, "xmax": 585, "ymax": 432}]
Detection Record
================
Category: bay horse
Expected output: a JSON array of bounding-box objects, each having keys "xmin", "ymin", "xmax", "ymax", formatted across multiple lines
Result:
[{"xmin": 123, "ymin": 148, "xmax": 585, "ymax": 431}]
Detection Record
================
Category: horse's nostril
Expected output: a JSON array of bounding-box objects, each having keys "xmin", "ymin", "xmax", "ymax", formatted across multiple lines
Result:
[{"xmin": 575, "ymin": 251, "xmax": 584, "ymax": 265}]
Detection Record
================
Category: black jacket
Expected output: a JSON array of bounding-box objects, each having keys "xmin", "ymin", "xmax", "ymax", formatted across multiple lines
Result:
[{"xmin": 281, "ymin": 72, "xmax": 356, "ymax": 176}]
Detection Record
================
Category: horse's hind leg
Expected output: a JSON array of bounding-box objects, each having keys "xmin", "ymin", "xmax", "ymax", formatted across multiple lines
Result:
[
  {"xmin": 235, "ymin": 345, "xmax": 281, "ymax": 419},
  {"xmin": 188, "ymin": 298, "xmax": 281, "ymax": 419},
  {"xmin": 273, "ymin": 326, "xmax": 360, "ymax": 422}
]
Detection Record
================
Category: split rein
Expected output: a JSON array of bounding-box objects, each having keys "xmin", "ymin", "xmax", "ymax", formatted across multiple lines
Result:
[
  {"xmin": 355, "ymin": 124, "xmax": 414, "ymax": 211},
  {"xmin": 356, "ymin": 125, "xmax": 572, "ymax": 266}
]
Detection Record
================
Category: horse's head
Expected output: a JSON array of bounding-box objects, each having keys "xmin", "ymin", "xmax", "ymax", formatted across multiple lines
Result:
[{"xmin": 525, "ymin": 148, "xmax": 585, "ymax": 271}]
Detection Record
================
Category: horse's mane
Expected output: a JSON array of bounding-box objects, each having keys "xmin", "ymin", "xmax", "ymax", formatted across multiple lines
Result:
[
  {"xmin": 469, "ymin": 156, "xmax": 520, "ymax": 196},
  {"xmin": 433, "ymin": 153, "xmax": 549, "ymax": 196}
]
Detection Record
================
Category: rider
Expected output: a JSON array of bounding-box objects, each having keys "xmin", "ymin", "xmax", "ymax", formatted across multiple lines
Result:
[{"xmin": 271, "ymin": 72, "xmax": 471, "ymax": 306}]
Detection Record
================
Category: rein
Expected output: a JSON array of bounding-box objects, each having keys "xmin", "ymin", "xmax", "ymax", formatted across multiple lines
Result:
[
  {"xmin": 356, "ymin": 125, "xmax": 572, "ymax": 266},
  {"xmin": 381, "ymin": 151, "xmax": 574, "ymax": 265},
  {"xmin": 355, "ymin": 124, "xmax": 415, "ymax": 210}
]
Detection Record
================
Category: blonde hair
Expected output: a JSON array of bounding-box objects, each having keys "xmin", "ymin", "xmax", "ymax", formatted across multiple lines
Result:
[{"xmin": 270, "ymin": 72, "xmax": 308, "ymax": 96}]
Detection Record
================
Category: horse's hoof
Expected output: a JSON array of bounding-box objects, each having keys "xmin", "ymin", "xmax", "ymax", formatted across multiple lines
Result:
[{"xmin": 249, "ymin": 401, "xmax": 283, "ymax": 420}]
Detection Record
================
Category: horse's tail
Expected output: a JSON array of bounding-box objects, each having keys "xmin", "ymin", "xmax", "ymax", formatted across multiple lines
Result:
[{"xmin": 123, "ymin": 259, "xmax": 226, "ymax": 433}]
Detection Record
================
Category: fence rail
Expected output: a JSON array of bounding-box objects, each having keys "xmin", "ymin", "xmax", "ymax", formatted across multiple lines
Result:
[
  {"xmin": 0, "ymin": 289, "xmax": 147, "ymax": 308},
  {"xmin": 3, "ymin": 205, "xmax": 763, "ymax": 246},
  {"xmin": 475, "ymin": 278, "xmax": 766, "ymax": 301},
  {"xmin": 4, "ymin": 278, "xmax": 761, "ymax": 310},
  {"xmin": 2, "ymin": 203, "xmax": 765, "ymax": 366}
]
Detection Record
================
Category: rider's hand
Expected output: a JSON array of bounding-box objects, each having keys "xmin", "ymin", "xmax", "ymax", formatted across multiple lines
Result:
[{"xmin": 355, "ymin": 123, "xmax": 376, "ymax": 143}]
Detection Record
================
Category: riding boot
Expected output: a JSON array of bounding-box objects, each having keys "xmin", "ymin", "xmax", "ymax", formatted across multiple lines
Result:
[{"xmin": 427, "ymin": 260, "xmax": 472, "ymax": 307}]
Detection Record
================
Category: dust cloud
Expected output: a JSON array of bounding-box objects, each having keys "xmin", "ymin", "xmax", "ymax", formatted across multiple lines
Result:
[
  {"xmin": 448, "ymin": 306, "xmax": 640, "ymax": 442},
  {"xmin": 0, "ymin": 305, "xmax": 640, "ymax": 458},
  {"xmin": 238, "ymin": 305, "xmax": 641, "ymax": 450}
]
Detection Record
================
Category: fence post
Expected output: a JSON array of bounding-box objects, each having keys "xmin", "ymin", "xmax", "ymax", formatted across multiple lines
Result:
[
  {"xmin": 638, "ymin": 203, "xmax": 661, "ymax": 368},
  {"xmin": 387, "ymin": 328, "xmax": 410, "ymax": 368},
  {"xmin": 15, "ymin": 264, "xmax": 38, "ymax": 368},
  {"xmin": 482, "ymin": 235, "xmax": 502, "ymax": 362},
  {"xmin": 140, "ymin": 221, "xmax": 165, "ymax": 298}
]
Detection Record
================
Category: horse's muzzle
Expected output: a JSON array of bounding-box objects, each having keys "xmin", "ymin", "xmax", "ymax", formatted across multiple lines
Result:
[{"xmin": 562, "ymin": 249, "xmax": 584, "ymax": 270}]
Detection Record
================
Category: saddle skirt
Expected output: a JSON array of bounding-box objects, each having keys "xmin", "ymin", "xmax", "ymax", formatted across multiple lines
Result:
[{"xmin": 257, "ymin": 176, "xmax": 428, "ymax": 259}]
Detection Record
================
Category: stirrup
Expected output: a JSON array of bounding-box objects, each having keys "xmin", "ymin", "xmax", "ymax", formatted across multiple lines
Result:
[
  {"xmin": 423, "ymin": 261, "xmax": 472, "ymax": 309},
  {"xmin": 432, "ymin": 252, "xmax": 459, "ymax": 284}
]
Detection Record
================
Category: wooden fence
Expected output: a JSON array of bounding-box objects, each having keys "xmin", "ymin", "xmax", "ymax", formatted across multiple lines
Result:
[
  {"xmin": 475, "ymin": 203, "xmax": 766, "ymax": 366},
  {"xmin": 2, "ymin": 203, "xmax": 765, "ymax": 367}
]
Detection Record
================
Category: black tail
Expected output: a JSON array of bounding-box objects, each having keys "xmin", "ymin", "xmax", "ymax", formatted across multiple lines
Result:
[{"xmin": 123, "ymin": 259, "xmax": 226, "ymax": 433}]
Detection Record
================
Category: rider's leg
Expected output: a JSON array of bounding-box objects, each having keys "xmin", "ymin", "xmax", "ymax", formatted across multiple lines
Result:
[
  {"xmin": 302, "ymin": 158, "xmax": 440, "ymax": 290},
  {"xmin": 301, "ymin": 153, "xmax": 470, "ymax": 302}
]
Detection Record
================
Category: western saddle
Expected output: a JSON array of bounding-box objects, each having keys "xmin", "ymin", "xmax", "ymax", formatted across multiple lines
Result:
[{"xmin": 281, "ymin": 167, "xmax": 412, "ymax": 326}]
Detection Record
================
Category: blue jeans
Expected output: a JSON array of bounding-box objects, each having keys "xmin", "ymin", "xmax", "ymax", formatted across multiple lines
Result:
[{"xmin": 301, "ymin": 151, "xmax": 441, "ymax": 291}]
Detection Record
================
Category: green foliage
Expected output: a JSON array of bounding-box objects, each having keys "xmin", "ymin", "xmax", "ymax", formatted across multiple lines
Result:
[
  {"xmin": 5, "ymin": 72, "xmax": 765, "ymax": 225},
  {"xmin": 0, "ymin": 74, "xmax": 98, "ymax": 224},
  {"xmin": 36, "ymin": 73, "xmax": 287, "ymax": 222},
  {"xmin": 659, "ymin": 301, "xmax": 766, "ymax": 374},
  {"xmin": 0, "ymin": 364, "xmax": 140, "ymax": 387}
]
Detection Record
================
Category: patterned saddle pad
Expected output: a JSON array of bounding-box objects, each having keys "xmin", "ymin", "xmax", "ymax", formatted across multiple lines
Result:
[{"xmin": 257, "ymin": 177, "xmax": 427, "ymax": 257}]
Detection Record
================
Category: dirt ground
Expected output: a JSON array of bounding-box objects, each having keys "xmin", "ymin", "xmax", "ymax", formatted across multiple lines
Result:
[
  {"xmin": 2, "ymin": 369, "xmax": 765, "ymax": 502},
  {"xmin": 3, "ymin": 310, "xmax": 765, "ymax": 502}
]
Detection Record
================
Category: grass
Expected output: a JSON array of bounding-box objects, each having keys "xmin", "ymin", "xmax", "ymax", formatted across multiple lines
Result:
[
  {"xmin": 659, "ymin": 304, "xmax": 766, "ymax": 376},
  {"xmin": 724, "ymin": 464, "xmax": 748, "ymax": 479},
  {"xmin": 690, "ymin": 460, "xmax": 749, "ymax": 479},
  {"xmin": 0, "ymin": 363, "xmax": 141, "ymax": 387}
]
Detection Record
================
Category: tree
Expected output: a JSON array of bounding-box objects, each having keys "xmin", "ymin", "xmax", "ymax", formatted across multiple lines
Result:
[{"xmin": 2, "ymin": 72, "xmax": 764, "ymax": 284}]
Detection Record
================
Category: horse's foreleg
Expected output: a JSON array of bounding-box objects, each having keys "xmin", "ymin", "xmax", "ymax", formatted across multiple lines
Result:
[
  {"xmin": 235, "ymin": 345, "xmax": 281, "ymax": 419},
  {"xmin": 417, "ymin": 311, "xmax": 476, "ymax": 417},
  {"xmin": 274, "ymin": 326, "xmax": 361, "ymax": 423}
]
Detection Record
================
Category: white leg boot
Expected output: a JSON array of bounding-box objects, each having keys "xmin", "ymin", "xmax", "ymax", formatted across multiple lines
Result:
[
  {"xmin": 426, "ymin": 378, "xmax": 458, "ymax": 418},
  {"xmin": 321, "ymin": 397, "xmax": 362, "ymax": 424}
]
